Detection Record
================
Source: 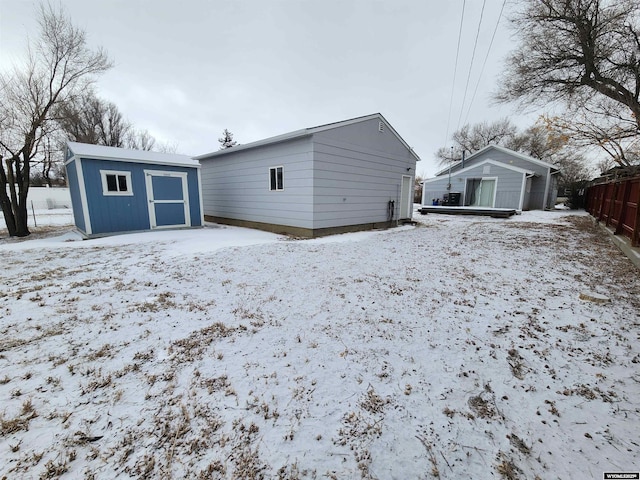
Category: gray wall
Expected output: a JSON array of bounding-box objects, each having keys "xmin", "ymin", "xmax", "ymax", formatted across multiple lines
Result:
[
  {"xmin": 199, "ymin": 137, "xmax": 314, "ymax": 229},
  {"xmin": 427, "ymin": 148, "xmax": 557, "ymax": 210},
  {"xmin": 200, "ymin": 118, "xmax": 417, "ymax": 232},
  {"xmin": 312, "ymin": 118, "xmax": 416, "ymax": 228},
  {"xmin": 462, "ymin": 149, "xmax": 550, "ymax": 209},
  {"xmin": 422, "ymin": 162, "xmax": 526, "ymax": 209},
  {"xmin": 422, "ymin": 175, "xmax": 454, "ymax": 206}
]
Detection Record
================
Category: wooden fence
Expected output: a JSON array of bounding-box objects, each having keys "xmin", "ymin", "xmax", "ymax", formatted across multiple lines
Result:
[{"xmin": 585, "ymin": 176, "xmax": 640, "ymax": 247}]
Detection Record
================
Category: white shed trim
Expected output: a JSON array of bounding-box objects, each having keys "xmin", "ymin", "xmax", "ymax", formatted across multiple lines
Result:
[{"xmin": 74, "ymin": 157, "xmax": 92, "ymax": 235}]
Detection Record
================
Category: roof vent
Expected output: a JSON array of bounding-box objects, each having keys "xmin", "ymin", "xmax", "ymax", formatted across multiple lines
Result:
[{"xmin": 378, "ymin": 121, "xmax": 384, "ymax": 132}]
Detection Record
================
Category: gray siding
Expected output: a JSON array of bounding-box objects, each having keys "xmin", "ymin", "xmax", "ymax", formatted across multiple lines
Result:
[
  {"xmin": 423, "ymin": 162, "xmax": 525, "ymax": 209},
  {"xmin": 200, "ymin": 137, "xmax": 314, "ymax": 229},
  {"xmin": 312, "ymin": 118, "xmax": 416, "ymax": 228},
  {"xmin": 473, "ymin": 151, "xmax": 548, "ymax": 209},
  {"xmin": 457, "ymin": 149, "xmax": 550, "ymax": 209},
  {"xmin": 432, "ymin": 147, "xmax": 558, "ymax": 210},
  {"xmin": 422, "ymin": 176, "xmax": 452, "ymax": 206}
]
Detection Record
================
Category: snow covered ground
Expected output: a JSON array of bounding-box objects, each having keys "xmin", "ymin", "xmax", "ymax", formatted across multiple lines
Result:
[{"xmin": 1, "ymin": 208, "xmax": 639, "ymax": 479}]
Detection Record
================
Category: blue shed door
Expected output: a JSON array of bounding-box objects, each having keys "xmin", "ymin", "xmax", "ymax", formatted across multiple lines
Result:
[{"xmin": 144, "ymin": 170, "xmax": 191, "ymax": 229}]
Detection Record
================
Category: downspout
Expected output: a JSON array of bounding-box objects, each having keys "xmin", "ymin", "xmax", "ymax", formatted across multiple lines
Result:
[
  {"xmin": 518, "ymin": 173, "xmax": 526, "ymax": 211},
  {"xmin": 543, "ymin": 167, "xmax": 551, "ymax": 209}
]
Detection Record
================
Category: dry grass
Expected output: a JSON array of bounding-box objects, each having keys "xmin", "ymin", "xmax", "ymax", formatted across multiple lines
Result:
[
  {"xmin": 170, "ymin": 322, "xmax": 240, "ymax": 361},
  {"xmin": 508, "ymin": 434, "xmax": 530, "ymax": 455},
  {"xmin": 0, "ymin": 400, "xmax": 38, "ymax": 436},
  {"xmin": 467, "ymin": 393, "xmax": 496, "ymax": 419},
  {"xmin": 507, "ymin": 348, "xmax": 527, "ymax": 380},
  {"xmin": 495, "ymin": 452, "xmax": 523, "ymax": 480},
  {"xmin": 359, "ymin": 387, "xmax": 388, "ymax": 414}
]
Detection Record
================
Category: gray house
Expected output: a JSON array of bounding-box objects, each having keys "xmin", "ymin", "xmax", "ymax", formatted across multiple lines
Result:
[
  {"xmin": 422, "ymin": 145, "xmax": 560, "ymax": 211},
  {"xmin": 197, "ymin": 113, "xmax": 420, "ymax": 237}
]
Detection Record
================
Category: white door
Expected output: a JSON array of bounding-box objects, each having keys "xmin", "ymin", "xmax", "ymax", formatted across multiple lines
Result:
[
  {"xmin": 144, "ymin": 170, "xmax": 191, "ymax": 229},
  {"xmin": 400, "ymin": 175, "xmax": 412, "ymax": 219}
]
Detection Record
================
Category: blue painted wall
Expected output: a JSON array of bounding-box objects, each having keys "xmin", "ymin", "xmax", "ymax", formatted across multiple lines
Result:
[
  {"xmin": 80, "ymin": 158, "xmax": 201, "ymax": 235},
  {"xmin": 65, "ymin": 159, "xmax": 86, "ymax": 232}
]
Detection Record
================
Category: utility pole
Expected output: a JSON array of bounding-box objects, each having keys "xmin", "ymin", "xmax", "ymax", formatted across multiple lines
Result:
[{"xmin": 447, "ymin": 146, "xmax": 453, "ymax": 191}]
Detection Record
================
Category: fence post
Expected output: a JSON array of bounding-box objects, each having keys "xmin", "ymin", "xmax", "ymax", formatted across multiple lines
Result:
[
  {"xmin": 614, "ymin": 180, "xmax": 630, "ymax": 235},
  {"xmin": 31, "ymin": 200, "xmax": 37, "ymax": 228},
  {"xmin": 597, "ymin": 184, "xmax": 606, "ymax": 220},
  {"xmin": 606, "ymin": 182, "xmax": 618, "ymax": 227},
  {"xmin": 633, "ymin": 179, "xmax": 640, "ymax": 247}
]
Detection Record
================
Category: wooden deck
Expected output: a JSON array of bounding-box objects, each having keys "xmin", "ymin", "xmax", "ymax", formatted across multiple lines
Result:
[{"xmin": 418, "ymin": 206, "xmax": 518, "ymax": 218}]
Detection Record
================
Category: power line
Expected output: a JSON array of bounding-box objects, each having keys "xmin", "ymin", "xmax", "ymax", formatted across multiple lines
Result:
[
  {"xmin": 463, "ymin": 0, "xmax": 507, "ymax": 126},
  {"xmin": 443, "ymin": 0, "xmax": 466, "ymax": 149},
  {"xmin": 456, "ymin": 0, "xmax": 487, "ymax": 131}
]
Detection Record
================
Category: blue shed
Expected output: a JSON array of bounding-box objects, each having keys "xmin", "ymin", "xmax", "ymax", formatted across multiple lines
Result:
[{"xmin": 65, "ymin": 142, "xmax": 203, "ymax": 237}]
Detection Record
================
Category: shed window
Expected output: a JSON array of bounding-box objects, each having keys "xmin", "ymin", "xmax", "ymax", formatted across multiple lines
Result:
[
  {"xmin": 100, "ymin": 170, "xmax": 133, "ymax": 196},
  {"xmin": 269, "ymin": 166, "xmax": 284, "ymax": 191}
]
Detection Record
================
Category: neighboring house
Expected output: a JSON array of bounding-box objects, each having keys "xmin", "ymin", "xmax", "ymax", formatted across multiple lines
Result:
[
  {"xmin": 65, "ymin": 142, "xmax": 203, "ymax": 237},
  {"xmin": 196, "ymin": 113, "xmax": 420, "ymax": 237},
  {"xmin": 422, "ymin": 145, "xmax": 561, "ymax": 211}
]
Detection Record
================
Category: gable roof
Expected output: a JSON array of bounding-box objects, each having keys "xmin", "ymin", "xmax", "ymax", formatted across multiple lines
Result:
[
  {"xmin": 195, "ymin": 113, "xmax": 421, "ymax": 162},
  {"xmin": 66, "ymin": 142, "xmax": 200, "ymax": 168},
  {"xmin": 423, "ymin": 159, "xmax": 535, "ymax": 184},
  {"xmin": 434, "ymin": 144, "xmax": 559, "ymax": 177}
]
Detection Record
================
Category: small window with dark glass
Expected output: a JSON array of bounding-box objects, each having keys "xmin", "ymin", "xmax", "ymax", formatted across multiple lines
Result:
[
  {"xmin": 100, "ymin": 170, "xmax": 132, "ymax": 196},
  {"xmin": 269, "ymin": 166, "xmax": 283, "ymax": 191}
]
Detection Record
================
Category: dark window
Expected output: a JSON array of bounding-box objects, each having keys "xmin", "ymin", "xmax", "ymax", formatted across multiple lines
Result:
[
  {"xmin": 101, "ymin": 170, "xmax": 132, "ymax": 195},
  {"xmin": 106, "ymin": 174, "xmax": 118, "ymax": 192},
  {"xmin": 117, "ymin": 175, "xmax": 128, "ymax": 192},
  {"xmin": 269, "ymin": 166, "xmax": 283, "ymax": 191},
  {"xmin": 106, "ymin": 174, "xmax": 128, "ymax": 192}
]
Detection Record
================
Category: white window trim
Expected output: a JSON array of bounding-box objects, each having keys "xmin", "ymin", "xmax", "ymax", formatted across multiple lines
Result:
[
  {"xmin": 269, "ymin": 166, "xmax": 284, "ymax": 191},
  {"xmin": 100, "ymin": 170, "xmax": 133, "ymax": 196},
  {"xmin": 463, "ymin": 176, "xmax": 498, "ymax": 208}
]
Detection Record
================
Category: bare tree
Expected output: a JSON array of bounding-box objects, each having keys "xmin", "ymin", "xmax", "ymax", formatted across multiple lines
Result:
[
  {"xmin": 435, "ymin": 118, "xmax": 518, "ymax": 165},
  {"xmin": 497, "ymin": 0, "xmax": 640, "ymax": 167},
  {"xmin": 0, "ymin": 3, "xmax": 111, "ymax": 236},
  {"xmin": 56, "ymin": 90, "xmax": 132, "ymax": 147},
  {"xmin": 437, "ymin": 118, "xmax": 592, "ymax": 188},
  {"xmin": 541, "ymin": 97, "xmax": 640, "ymax": 167},
  {"xmin": 126, "ymin": 129, "xmax": 156, "ymax": 151}
]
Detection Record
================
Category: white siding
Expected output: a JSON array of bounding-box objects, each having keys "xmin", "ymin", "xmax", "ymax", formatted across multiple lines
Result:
[
  {"xmin": 200, "ymin": 137, "xmax": 314, "ymax": 229},
  {"xmin": 199, "ymin": 116, "xmax": 418, "ymax": 232},
  {"xmin": 311, "ymin": 118, "xmax": 416, "ymax": 228}
]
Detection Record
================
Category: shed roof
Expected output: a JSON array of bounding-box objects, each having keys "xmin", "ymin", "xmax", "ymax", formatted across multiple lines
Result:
[
  {"xmin": 424, "ymin": 159, "xmax": 535, "ymax": 184},
  {"xmin": 66, "ymin": 142, "xmax": 200, "ymax": 168},
  {"xmin": 434, "ymin": 144, "xmax": 559, "ymax": 177},
  {"xmin": 196, "ymin": 113, "xmax": 421, "ymax": 162}
]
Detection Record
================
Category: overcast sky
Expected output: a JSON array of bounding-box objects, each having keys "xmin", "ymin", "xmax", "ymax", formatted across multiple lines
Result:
[{"xmin": 0, "ymin": 0, "xmax": 538, "ymax": 177}]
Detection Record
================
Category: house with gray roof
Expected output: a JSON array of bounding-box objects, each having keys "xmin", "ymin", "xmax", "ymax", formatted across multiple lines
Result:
[
  {"xmin": 421, "ymin": 145, "xmax": 561, "ymax": 211},
  {"xmin": 197, "ymin": 113, "xmax": 420, "ymax": 237}
]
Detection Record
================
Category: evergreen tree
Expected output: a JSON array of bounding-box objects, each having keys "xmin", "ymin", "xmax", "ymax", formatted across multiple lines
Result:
[{"xmin": 218, "ymin": 129, "xmax": 238, "ymax": 150}]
